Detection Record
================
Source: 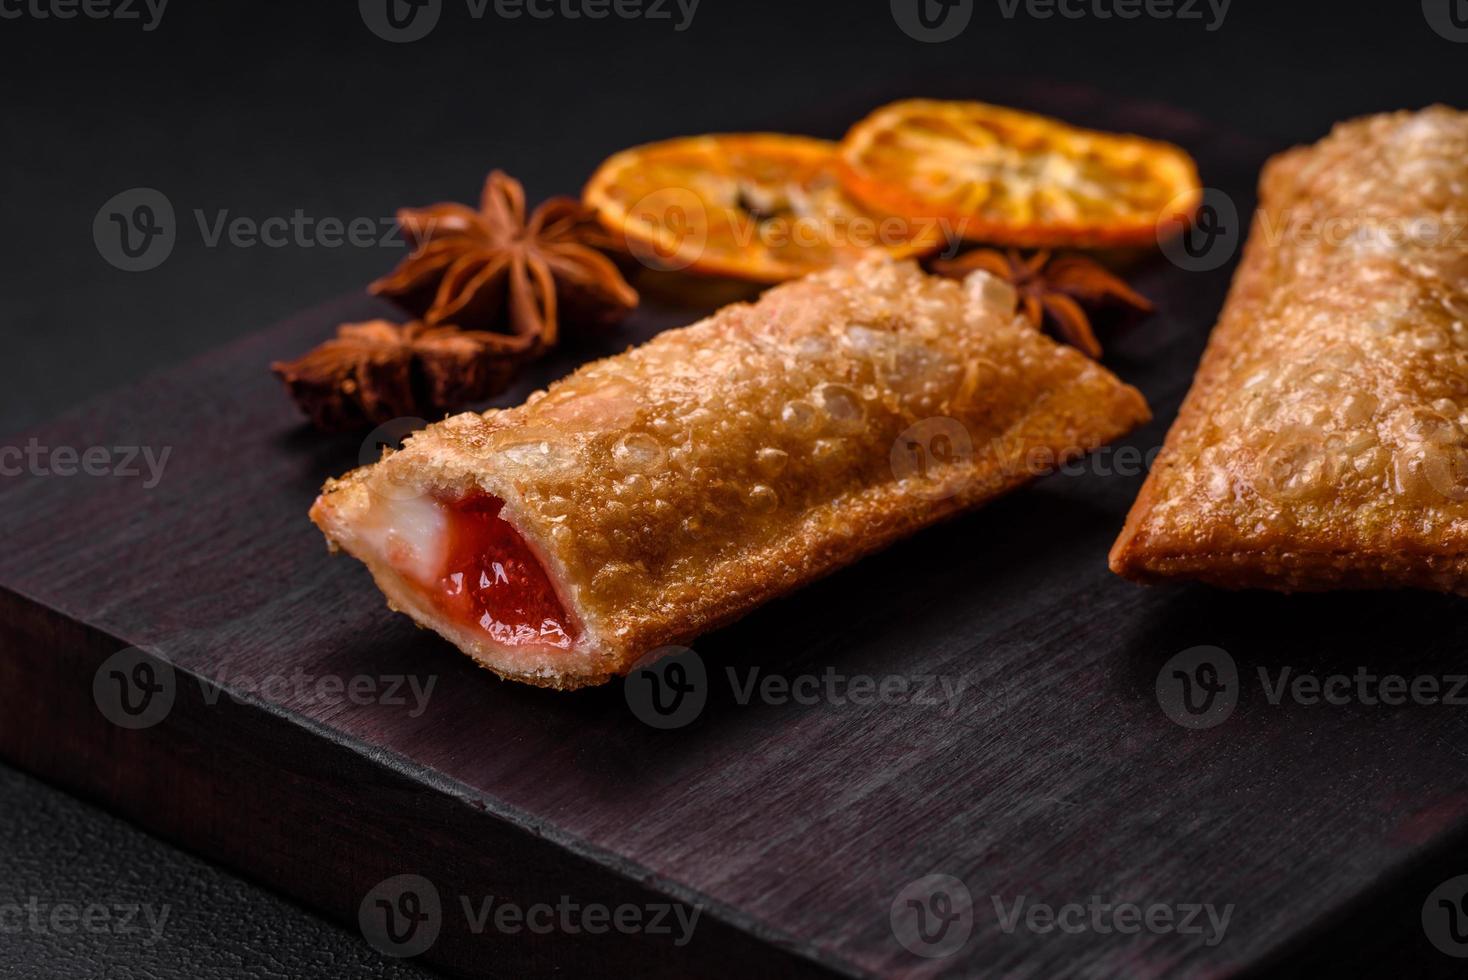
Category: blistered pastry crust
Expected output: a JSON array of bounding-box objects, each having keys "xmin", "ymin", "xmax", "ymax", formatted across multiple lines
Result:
[
  {"xmin": 316, "ymin": 259, "xmax": 1149, "ymax": 687},
  {"xmin": 1111, "ymin": 106, "xmax": 1468, "ymax": 594}
]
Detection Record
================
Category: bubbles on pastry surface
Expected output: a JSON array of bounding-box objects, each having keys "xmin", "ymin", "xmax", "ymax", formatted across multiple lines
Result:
[
  {"xmin": 612, "ymin": 432, "xmax": 666, "ymax": 473},
  {"xmin": 814, "ymin": 383, "xmax": 865, "ymax": 430},
  {"xmin": 964, "ymin": 270, "xmax": 1019, "ymax": 319},
  {"xmin": 812, "ymin": 437, "xmax": 847, "ymax": 468},
  {"xmin": 754, "ymin": 446, "xmax": 789, "ymax": 478},
  {"xmin": 1255, "ymin": 426, "xmax": 1339, "ymax": 504},
  {"xmin": 616, "ymin": 472, "xmax": 651, "ymax": 499},
  {"xmin": 746, "ymin": 484, "xmax": 779, "ymax": 512},
  {"xmin": 1341, "ymin": 391, "xmax": 1380, "ymax": 427},
  {"xmin": 793, "ymin": 333, "xmax": 834, "ymax": 360},
  {"xmin": 780, "ymin": 399, "xmax": 820, "ymax": 435},
  {"xmin": 494, "ymin": 437, "xmax": 583, "ymax": 479},
  {"xmin": 469, "ymin": 256, "xmax": 1092, "ymax": 610},
  {"xmin": 890, "ymin": 417, "xmax": 976, "ymax": 500}
]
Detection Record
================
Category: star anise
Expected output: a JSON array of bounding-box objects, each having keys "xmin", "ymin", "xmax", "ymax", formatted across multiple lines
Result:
[
  {"xmin": 271, "ymin": 320, "xmax": 529, "ymax": 432},
  {"xmin": 370, "ymin": 170, "xmax": 638, "ymax": 352},
  {"xmin": 932, "ymin": 248, "xmax": 1152, "ymax": 358}
]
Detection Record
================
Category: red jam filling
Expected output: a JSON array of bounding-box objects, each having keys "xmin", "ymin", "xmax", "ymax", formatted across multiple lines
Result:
[{"xmin": 431, "ymin": 493, "xmax": 575, "ymax": 649}]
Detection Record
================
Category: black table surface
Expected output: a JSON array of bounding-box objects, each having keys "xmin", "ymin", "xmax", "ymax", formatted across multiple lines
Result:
[{"xmin": 3, "ymin": 2, "xmax": 1466, "ymax": 977}]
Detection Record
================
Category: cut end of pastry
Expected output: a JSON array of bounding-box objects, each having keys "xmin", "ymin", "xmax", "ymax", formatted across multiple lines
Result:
[{"xmin": 310, "ymin": 482, "xmax": 611, "ymax": 689}]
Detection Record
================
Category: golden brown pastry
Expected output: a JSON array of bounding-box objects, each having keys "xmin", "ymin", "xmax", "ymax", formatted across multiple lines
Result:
[
  {"xmin": 1112, "ymin": 106, "xmax": 1468, "ymax": 594},
  {"xmin": 314, "ymin": 259, "xmax": 1149, "ymax": 688}
]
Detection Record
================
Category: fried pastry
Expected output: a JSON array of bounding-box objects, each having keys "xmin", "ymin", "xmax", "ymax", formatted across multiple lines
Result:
[
  {"xmin": 313, "ymin": 259, "xmax": 1149, "ymax": 688},
  {"xmin": 1111, "ymin": 106, "xmax": 1468, "ymax": 594}
]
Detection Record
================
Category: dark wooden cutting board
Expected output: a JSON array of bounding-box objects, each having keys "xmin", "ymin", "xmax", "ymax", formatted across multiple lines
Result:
[{"xmin": 5, "ymin": 88, "xmax": 1467, "ymax": 978}]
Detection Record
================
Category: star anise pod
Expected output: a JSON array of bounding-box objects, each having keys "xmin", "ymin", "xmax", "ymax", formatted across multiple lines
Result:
[
  {"xmin": 271, "ymin": 320, "xmax": 529, "ymax": 432},
  {"xmin": 931, "ymin": 248, "xmax": 1152, "ymax": 358},
  {"xmin": 370, "ymin": 170, "xmax": 638, "ymax": 352}
]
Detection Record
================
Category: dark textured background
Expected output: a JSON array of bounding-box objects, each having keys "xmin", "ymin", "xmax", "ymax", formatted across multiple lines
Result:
[{"xmin": 2, "ymin": 1, "xmax": 1465, "ymax": 976}]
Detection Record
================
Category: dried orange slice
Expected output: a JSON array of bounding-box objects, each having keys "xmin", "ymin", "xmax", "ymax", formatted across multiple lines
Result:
[
  {"xmin": 837, "ymin": 99, "xmax": 1202, "ymax": 249},
  {"xmin": 583, "ymin": 133, "xmax": 945, "ymax": 282}
]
